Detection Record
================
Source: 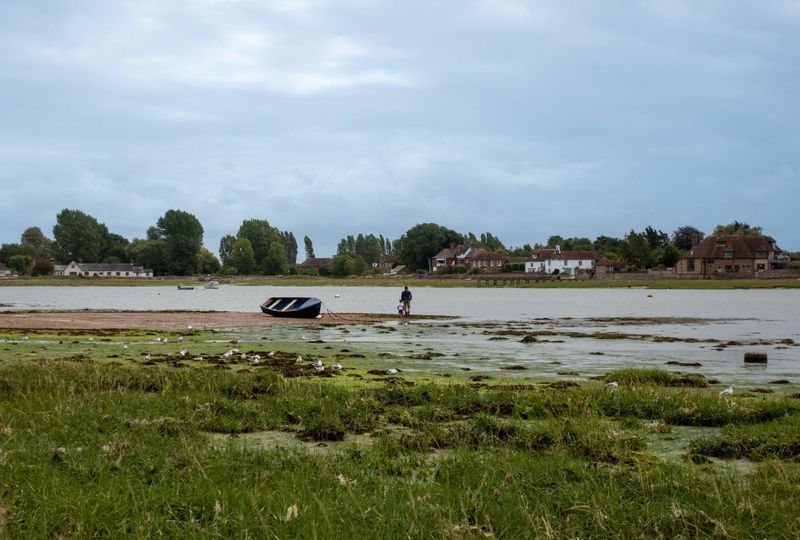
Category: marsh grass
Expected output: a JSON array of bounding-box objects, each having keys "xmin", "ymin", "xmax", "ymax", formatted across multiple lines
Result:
[{"xmin": 2, "ymin": 340, "xmax": 800, "ymax": 536}]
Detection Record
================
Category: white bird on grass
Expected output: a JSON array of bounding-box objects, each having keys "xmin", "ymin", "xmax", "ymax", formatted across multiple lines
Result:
[
  {"xmin": 312, "ymin": 359, "xmax": 323, "ymax": 368},
  {"xmin": 178, "ymin": 336, "xmax": 183, "ymax": 342},
  {"xmin": 719, "ymin": 386, "xmax": 734, "ymax": 397},
  {"xmin": 178, "ymin": 349, "xmax": 188, "ymax": 357},
  {"xmin": 267, "ymin": 351, "xmax": 275, "ymax": 357},
  {"xmin": 296, "ymin": 355, "xmax": 303, "ymax": 363},
  {"xmin": 386, "ymin": 368, "xmax": 400, "ymax": 375},
  {"xmin": 332, "ymin": 363, "xmax": 343, "ymax": 371},
  {"xmin": 122, "ymin": 344, "xmax": 128, "ymax": 350},
  {"xmin": 144, "ymin": 354, "xmax": 151, "ymax": 361},
  {"xmin": 605, "ymin": 381, "xmax": 618, "ymax": 390}
]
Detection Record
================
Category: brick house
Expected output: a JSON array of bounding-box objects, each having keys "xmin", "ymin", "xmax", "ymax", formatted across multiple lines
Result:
[
  {"xmin": 430, "ymin": 245, "xmax": 508, "ymax": 272},
  {"xmin": 677, "ymin": 235, "xmax": 789, "ymax": 277},
  {"xmin": 297, "ymin": 258, "xmax": 333, "ymax": 274}
]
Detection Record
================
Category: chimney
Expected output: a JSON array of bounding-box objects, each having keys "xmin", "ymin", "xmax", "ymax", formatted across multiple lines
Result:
[
  {"xmin": 555, "ymin": 245, "xmax": 561, "ymax": 254},
  {"xmin": 690, "ymin": 234, "xmax": 699, "ymax": 248}
]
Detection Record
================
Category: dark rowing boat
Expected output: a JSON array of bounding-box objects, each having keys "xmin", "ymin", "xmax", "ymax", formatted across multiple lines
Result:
[{"xmin": 260, "ymin": 297, "xmax": 322, "ymax": 319}]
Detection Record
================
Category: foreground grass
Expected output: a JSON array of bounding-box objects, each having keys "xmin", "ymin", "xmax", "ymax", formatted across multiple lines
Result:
[{"xmin": 2, "ymin": 354, "xmax": 800, "ymax": 537}]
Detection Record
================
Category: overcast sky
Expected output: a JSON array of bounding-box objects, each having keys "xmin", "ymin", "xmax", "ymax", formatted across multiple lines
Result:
[{"xmin": 1, "ymin": 0, "xmax": 798, "ymax": 257}]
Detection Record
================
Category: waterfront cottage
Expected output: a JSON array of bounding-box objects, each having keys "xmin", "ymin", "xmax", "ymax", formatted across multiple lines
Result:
[
  {"xmin": 54, "ymin": 261, "xmax": 153, "ymax": 278},
  {"xmin": 524, "ymin": 246, "xmax": 597, "ymax": 275},
  {"xmin": 676, "ymin": 235, "xmax": 789, "ymax": 278}
]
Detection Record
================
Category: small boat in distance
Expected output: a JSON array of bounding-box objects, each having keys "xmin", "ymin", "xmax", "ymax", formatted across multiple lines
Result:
[
  {"xmin": 260, "ymin": 297, "xmax": 322, "ymax": 319},
  {"xmin": 204, "ymin": 280, "xmax": 220, "ymax": 289},
  {"xmin": 177, "ymin": 285, "xmax": 195, "ymax": 290}
]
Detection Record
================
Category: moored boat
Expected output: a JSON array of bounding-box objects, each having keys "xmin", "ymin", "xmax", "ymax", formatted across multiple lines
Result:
[
  {"xmin": 260, "ymin": 297, "xmax": 322, "ymax": 318},
  {"xmin": 177, "ymin": 285, "xmax": 195, "ymax": 290},
  {"xmin": 204, "ymin": 280, "xmax": 220, "ymax": 289}
]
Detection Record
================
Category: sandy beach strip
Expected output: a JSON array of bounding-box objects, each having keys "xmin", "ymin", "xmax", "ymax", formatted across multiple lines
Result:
[{"xmin": 0, "ymin": 311, "xmax": 396, "ymax": 331}]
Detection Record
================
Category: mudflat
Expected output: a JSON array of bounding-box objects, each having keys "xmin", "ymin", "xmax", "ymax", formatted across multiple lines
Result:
[{"xmin": 0, "ymin": 310, "xmax": 394, "ymax": 331}]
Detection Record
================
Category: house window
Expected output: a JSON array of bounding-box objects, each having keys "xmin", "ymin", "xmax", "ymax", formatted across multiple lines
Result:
[
  {"xmin": 116, "ymin": 272, "xmax": 121, "ymax": 276},
  {"xmin": 755, "ymin": 251, "xmax": 766, "ymax": 258},
  {"xmin": 724, "ymin": 251, "xmax": 734, "ymax": 258},
  {"xmin": 687, "ymin": 259, "xmax": 695, "ymax": 271},
  {"xmin": 578, "ymin": 260, "xmax": 583, "ymax": 266},
  {"xmin": 757, "ymin": 264, "xmax": 765, "ymax": 270}
]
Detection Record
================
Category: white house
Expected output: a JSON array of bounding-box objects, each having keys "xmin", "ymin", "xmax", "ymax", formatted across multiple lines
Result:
[
  {"xmin": 0, "ymin": 264, "xmax": 11, "ymax": 276},
  {"xmin": 525, "ymin": 247, "xmax": 596, "ymax": 275},
  {"xmin": 54, "ymin": 261, "xmax": 153, "ymax": 278}
]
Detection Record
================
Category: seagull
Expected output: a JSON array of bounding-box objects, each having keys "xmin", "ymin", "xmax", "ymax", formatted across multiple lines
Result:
[
  {"xmin": 302, "ymin": 336, "xmax": 308, "ymax": 341},
  {"xmin": 332, "ymin": 363, "xmax": 343, "ymax": 371},
  {"xmin": 178, "ymin": 349, "xmax": 188, "ymax": 357},
  {"xmin": 296, "ymin": 355, "xmax": 303, "ymax": 363},
  {"xmin": 178, "ymin": 336, "xmax": 184, "ymax": 342},
  {"xmin": 267, "ymin": 351, "xmax": 275, "ymax": 357},
  {"xmin": 155, "ymin": 337, "xmax": 162, "ymax": 343},
  {"xmin": 386, "ymin": 368, "xmax": 399, "ymax": 375},
  {"xmin": 312, "ymin": 359, "xmax": 323, "ymax": 369},
  {"xmin": 251, "ymin": 356, "xmax": 260, "ymax": 365},
  {"xmin": 88, "ymin": 337, "xmax": 93, "ymax": 342},
  {"xmin": 605, "ymin": 381, "xmax": 619, "ymax": 390},
  {"xmin": 187, "ymin": 325, "xmax": 193, "ymax": 331},
  {"xmin": 144, "ymin": 354, "xmax": 151, "ymax": 361},
  {"xmin": 719, "ymin": 386, "xmax": 734, "ymax": 397},
  {"xmin": 334, "ymin": 294, "xmax": 340, "ymax": 298},
  {"xmin": 22, "ymin": 336, "xmax": 29, "ymax": 341},
  {"xmin": 314, "ymin": 364, "xmax": 325, "ymax": 372},
  {"xmin": 122, "ymin": 344, "xmax": 128, "ymax": 350}
]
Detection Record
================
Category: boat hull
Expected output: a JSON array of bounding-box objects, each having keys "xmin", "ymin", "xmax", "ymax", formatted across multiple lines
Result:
[{"xmin": 260, "ymin": 297, "xmax": 322, "ymax": 318}]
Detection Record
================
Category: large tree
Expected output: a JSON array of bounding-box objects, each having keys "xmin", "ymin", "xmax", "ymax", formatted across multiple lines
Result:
[
  {"xmin": 395, "ymin": 223, "xmax": 463, "ymax": 271},
  {"xmin": 218, "ymin": 235, "xmax": 237, "ymax": 268},
  {"xmin": 229, "ymin": 238, "xmax": 256, "ymax": 275},
  {"xmin": 127, "ymin": 238, "xmax": 168, "ymax": 276},
  {"xmin": 303, "ymin": 235, "xmax": 315, "ymax": 260},
  {"xmin": 52, "ymin": 209, "xmax": 107, "ymax": 263},
  {"xmin": 714, "ymin": 221, "xmax": 763, "ymax": 237},
  {"xmin": 622, "ymin": 230, "xmax": 654, "ymax": 271},
  {"xmin": 671, "ymin": 226, "xmax": 705, "ymax": 251},
  {"xmin": 263, "ymin": 241, "xmax": 286, "ymax": 275},
  {"xmin": 156, "ymin": 209, "xmax": 204, "ymax": 275},
  {"xmin": 20, "ymin": 227, "xmax": 53, "ymax": 259},
  {"xmin": 237, "ymin": 219, "xmax": 281, "ymax": 273}
]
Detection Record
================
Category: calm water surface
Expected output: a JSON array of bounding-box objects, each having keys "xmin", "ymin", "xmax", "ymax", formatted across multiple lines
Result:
[{"xmin": 2, "ymin": 286, "xmax": 798, "ymax": 384}]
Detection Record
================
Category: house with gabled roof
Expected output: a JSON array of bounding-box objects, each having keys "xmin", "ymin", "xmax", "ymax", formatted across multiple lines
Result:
[
  {"xmin": 431, "ymin": 245, "xmax": 508, "ymax": 272},
  {"xmin": 524, "ymin": 246, "xmax": 597, "ymax": 275},
  {"xmin": 54, "ymin": 261, "xmax": 153, "ymax": 278},
  {"xmin": 677, "ymin": 235, "xmax": 789, "ymax": 277}
]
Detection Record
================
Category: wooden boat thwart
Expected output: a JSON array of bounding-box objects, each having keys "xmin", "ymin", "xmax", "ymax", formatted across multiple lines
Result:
[{"xmin": 260, "ymin": 297, "xmax": 322, "ymax": 318}]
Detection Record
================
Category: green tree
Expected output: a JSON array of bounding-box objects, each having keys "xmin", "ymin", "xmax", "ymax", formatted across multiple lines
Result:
[
  {"xmin": 52, "ymin": 209, "xmax": 107, "ymax": 263},
  {"xmin": 280, "ymin": 231, "xmax": 298, "ymax": 266},
  {"xmin": 622, "ymin": 230, "xmax": 653, "ymax": 271},
  {"xmin": 303, "ymin": 235, "xmax": 315, "ymax": 260},
  {"xmin": 127, "ymin": 239, "xmax": 168, "ymax": 276},
  {"xmin": 20, "ymin": 227, "xmax": 53, "ymax": 259},
  {"xmin": 218, "ymin": 235, "xmax": 237, "ymax": 268},
  {"xmin": 0, "ymin": 243, "xmax": 26, "ymax": 263},
  {"xmin": 157, "ymin": 210, "xmax": 204, "ymax": 275},
  {"xmin": 238, "ymin": 219, "xmax": 280, "ymax": 272},
  {"xmin": 230, "ymin": 238, "xmax": 257, "ymax": 275},
  {"xmin": 8, "ymin": 254, "xmax": 32, "ymax": 275},
  {"xmin": 101, "ymin": 233, "xmax": 130, "ymax": 263},
  {"xmin": 593, "ymin": 236, "xmax": 626, "ymax": 258},
  {"xmin": 507, "ymin": 244, "xmax": 533, "ymax": 257},
  {"xmin": 330, "ymin": 254, "xmax": 366, "ymax": 277},
  {"xmin": 197, "ymin": 248, "xmax": 222, "ymax": 274},
  {"xmin": 714, "ymin": 221, "xmax": 763, "ymax": 237},
  {"xmin": 546, "ymin": 235, "xmax": 564, "ymax": 249},
  {"xmin": 671, "ymin": 225, "xmax": 705, "ymax": 251},
  {"xmin": 31, "ymin": 258, "xmax": 54, "ymax": 276},
  {"xmin": 643, "ymin": 226, "xmax": 669, "ymax": 250},
  {"xmin": 395, "ymin": 223, "xmax": 464, "ymax": 271},
  {"xmin": 263, "ymin": 241, "xmax": 286, "ymax": 275},
  {"xmin": 659, "ymin": 244, "xmax": 682, "ymax": 268}
]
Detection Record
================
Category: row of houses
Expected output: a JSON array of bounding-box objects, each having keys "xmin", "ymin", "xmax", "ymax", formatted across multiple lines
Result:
[
  {"xmin": 430, "ymin": 234, "xmax": 790, "ymax": 278},
  {"xmin": 54, "ymin": 262, "xmax": 154, "ymax": 278},
  {"xmin": 14, "ymin": 234, "xmax": 788, "ymax": 279}
]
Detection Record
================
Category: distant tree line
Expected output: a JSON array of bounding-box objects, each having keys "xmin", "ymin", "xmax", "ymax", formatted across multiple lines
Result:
[{"xmin": 0, "ymin": 209, "xmax": 783, "ymax": 277}]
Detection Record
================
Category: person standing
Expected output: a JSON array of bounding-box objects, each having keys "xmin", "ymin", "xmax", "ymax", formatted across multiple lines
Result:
[{"xmin": 400, "ymin": 286, "xmax": 412, "ymax": 318}]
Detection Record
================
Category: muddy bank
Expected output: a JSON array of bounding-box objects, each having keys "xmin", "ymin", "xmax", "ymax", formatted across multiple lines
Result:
[{"xmin": 0, "ymin": 310, "xmax": 400, "ymax": 331}]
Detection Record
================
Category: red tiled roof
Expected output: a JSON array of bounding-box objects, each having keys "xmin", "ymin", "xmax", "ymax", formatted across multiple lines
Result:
[{"xmin": 682, "ymin": 235, "xmax": 781, "ymax": 260}]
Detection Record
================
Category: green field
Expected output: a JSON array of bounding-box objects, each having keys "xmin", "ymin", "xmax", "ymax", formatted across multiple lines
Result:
[{"xmin": 2, "ymin": 328, "xmax": 800, "ymax": 537}]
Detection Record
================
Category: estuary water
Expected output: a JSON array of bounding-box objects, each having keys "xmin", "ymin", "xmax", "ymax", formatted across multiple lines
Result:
[{"xmin": 1, "ymin": 285, "xmax": 799, "ymax": 384}]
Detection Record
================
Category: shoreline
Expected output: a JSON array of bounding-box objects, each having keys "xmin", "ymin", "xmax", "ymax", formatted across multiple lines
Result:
[{"xmin": 0, "ymin": 310, "xmax": 405, "ymax": 331}]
